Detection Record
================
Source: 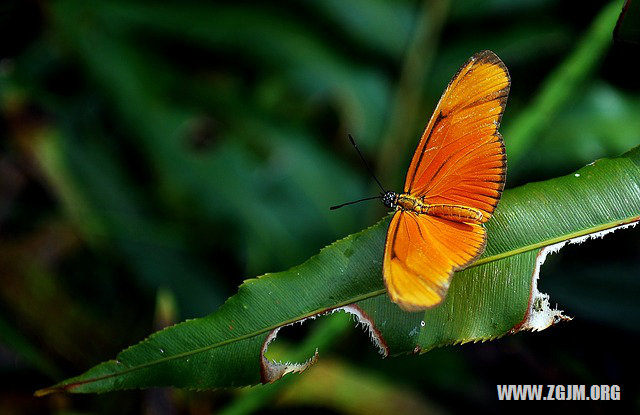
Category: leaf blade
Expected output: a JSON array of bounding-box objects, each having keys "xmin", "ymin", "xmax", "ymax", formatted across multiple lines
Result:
[{"xmin": 37, "ymin": 146, "xmax": 640, "ymax": 395}]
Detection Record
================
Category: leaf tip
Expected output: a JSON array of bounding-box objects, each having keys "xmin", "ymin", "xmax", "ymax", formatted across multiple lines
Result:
[
  {"xmin": 34, "ymin": 388, "xmax": 54, "ymax": 397},
  {"xmin": 34, "ymin": 382, "xmax": 75, "ymax": 397}
]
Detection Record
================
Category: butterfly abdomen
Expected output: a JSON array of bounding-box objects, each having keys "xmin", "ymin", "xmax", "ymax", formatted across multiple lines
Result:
[
  {"xmin": 395, "ymin": 194, "xmax": 483, "ymax": 224},
  {"xmin": 426, "ymin": 204, "xmax": 483, "ymax": 223}
]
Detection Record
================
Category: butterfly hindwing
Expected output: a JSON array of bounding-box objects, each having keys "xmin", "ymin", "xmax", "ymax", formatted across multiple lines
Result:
[{"xmin": 384, "ymin": 211, "xmax": 486, "ymax": 310}]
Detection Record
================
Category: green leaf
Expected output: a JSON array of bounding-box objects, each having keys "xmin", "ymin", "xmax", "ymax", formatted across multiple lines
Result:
[
  {"xmin": 503, "ymin": 1, "xmax": 621, "ymax": 169},
  {"xmin": 36, "ymin": 146, "xmax": 640, "ymax": 395}
]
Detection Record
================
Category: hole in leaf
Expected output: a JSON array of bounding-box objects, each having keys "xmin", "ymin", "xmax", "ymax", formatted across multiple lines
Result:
[{"xmin": 261, "ymin": 306, "xmax": 389, "ymax": 383}]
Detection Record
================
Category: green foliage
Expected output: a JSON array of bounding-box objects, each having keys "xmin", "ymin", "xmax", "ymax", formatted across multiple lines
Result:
[{"xmin": 37, "ymin": 146, "xmax": 640, "ymax": 394}]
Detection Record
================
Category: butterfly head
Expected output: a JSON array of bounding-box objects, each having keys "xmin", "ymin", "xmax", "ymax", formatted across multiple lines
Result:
[{"xmin": 382, "ymin": 191, "xmax": 397, "ymax": 209}]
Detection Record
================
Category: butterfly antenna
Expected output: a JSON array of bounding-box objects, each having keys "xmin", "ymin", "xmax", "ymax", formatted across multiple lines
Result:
[
  {"xmin": 348, "ymin": 134, "xmax": 387, "ymax": 193},
  {"xmin": 330, "ymin": 195, "xmax": 382, "ymax": 210}
]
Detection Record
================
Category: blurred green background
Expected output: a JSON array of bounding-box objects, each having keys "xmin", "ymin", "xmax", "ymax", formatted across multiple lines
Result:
[{"xmin": 1, "ymin": 0, "xmax": 639, "ymax": 413}]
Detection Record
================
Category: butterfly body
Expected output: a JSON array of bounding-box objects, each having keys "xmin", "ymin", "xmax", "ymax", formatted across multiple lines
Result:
[
  {"xmin": 384, "ymin": 191, "xmax": 484, "ymax": 223},
  {"xmin": 382, "ymin": 50, "xmax": 510, "ymax": 311}
]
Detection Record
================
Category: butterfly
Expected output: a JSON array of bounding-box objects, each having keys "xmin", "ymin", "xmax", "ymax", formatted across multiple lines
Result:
[{"xmin": 381, "ymin": 50, "xmax": 510, "ymax": 311}]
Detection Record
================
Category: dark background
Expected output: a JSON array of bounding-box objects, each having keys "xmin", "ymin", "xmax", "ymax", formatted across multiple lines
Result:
[{"xmin": 1, "ymin": 0, "xmax": 639, "ymax": 413}]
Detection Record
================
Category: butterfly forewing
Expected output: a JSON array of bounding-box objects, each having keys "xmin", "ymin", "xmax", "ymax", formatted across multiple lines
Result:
[
  {"xmin": 404, "ymin": 50, "xmax": 509, "ymax": 221},
  {"xmin": 384, "ymin": 50, "xmax": 510, "ymax": 310}
]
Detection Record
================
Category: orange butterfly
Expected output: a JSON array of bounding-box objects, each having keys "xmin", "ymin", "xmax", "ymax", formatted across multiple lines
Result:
[{"xmin": 381, "ymin": 50, "xmax": 510, "ymax": 311}]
